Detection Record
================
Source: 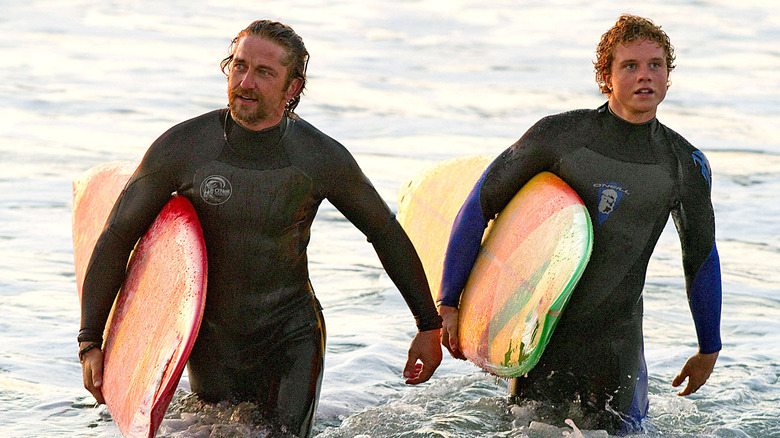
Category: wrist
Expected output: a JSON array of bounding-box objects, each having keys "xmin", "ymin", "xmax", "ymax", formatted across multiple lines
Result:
[
  {"xmin": 77, "ymin": 328, "xmax": 103, "ymax": 345},
  {"xmin": 78, "ymin": 342, "xmax": 102, "ymax": 363},
  {"xmin": 415, "ymin": 313, "xmax": 443, "ymax": 331},
  {"xmin": 438, "ymin": 305, "xmax": 459, "ymax": 317}
]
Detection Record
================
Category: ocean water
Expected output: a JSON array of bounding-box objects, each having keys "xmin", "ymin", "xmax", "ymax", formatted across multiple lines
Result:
[{"xmin": 1, "ymin": 0, "xmax": 779, "ymax": 437}]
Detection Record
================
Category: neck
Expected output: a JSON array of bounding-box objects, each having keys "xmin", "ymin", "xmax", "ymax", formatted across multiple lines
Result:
[
  {"xmin": 607, "ymin": 100, "xmax": 656, "ymax": 124},
  {"xmin": 224, "ymin": 110, "xmax": 286, "ymax": 149},
  {"xmin": 232, "ymin": 109, "xmax": 286, "ymax": 131}
]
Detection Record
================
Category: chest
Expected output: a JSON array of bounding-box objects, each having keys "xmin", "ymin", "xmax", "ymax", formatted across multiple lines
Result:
[
  {"xmin": 555, "ymin": 147, "xmax": 677, "ymax": 228},
  {"xmin": 182, "ymin": 160, "xmax": 316, "ymax": 236}
]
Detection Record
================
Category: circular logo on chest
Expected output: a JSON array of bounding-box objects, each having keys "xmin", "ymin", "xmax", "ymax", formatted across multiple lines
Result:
[{"xmin": 200, "ymin": 175, "xmax": 233, "ymax": 205}]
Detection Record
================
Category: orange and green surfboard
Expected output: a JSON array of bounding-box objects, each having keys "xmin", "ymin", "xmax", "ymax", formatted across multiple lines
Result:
[{"xmin": 398, "ymin": 155, "xmax": 593, "ymax": 377}]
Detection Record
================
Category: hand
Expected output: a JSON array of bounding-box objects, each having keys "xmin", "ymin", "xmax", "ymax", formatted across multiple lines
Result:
[
  {"xmin": 672, "ymin": 351, "xmax": 719, "ymax": 396},
  {"xmin": 403, "ymin": 329, "xmax": 442, "ymax": 384},
  {"xmin": 80, "ymin": 342, "xmax": 106, "ymax": 404},
  {"xmin": 438, "ymin": 305, "xmax": 466, "ymax": 360}
]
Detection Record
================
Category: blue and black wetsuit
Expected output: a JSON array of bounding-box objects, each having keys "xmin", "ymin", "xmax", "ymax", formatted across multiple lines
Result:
[
  {"xmin": 440, "ymin": 103, "xmax": 722, "ymax": 431},
  {"xmin": 79, "ymin": 109, "xmax": 441, "ymax": 437}
]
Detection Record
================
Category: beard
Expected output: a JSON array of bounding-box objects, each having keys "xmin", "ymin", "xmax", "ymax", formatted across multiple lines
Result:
[{"xmin": 227, "ymin": 87, "xmax": 280, "ymax": 128}]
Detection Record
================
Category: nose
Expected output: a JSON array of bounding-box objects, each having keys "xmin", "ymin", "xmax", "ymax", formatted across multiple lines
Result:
[
  {"xmin": 637, "ymin": 65, "xmax": 652, "ymax": 82},
  {"xmin": 239, "ymin": 72, "xmax": 256, "ymax": 89}
]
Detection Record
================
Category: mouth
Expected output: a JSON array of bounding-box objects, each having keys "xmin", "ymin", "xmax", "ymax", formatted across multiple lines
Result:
[
  {"xmin": 635, "ymin": 88, "xmax": 654, "ymax": 95},
  {"xmin": 231, "ymin": 89, "xmax": 260, "ymax": 103}
]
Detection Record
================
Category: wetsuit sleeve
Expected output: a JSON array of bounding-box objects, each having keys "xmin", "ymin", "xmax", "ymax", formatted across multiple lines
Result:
[
  {"xmin": 371, "ymin": 218, "xmax": 444, "ymax": 331},
  {"xmin": 77, "ymin": 148, "xmax": 179, "ymax": 344},
  {"xmin": 438, "ymin": 121, "xmax": 554, "ymax": 307},
  {"xmin": 322, "ymin": 148, "xmax": 442, "ymax": 331},
  {"xmin": 437, "ymin": 170, "xmax": 489, "ymax": 307},
  {"xmin": 671, "ymin": 147, "xmax": 722, "ymax": 354}
]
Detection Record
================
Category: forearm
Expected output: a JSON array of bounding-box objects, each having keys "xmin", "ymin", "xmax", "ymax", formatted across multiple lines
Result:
[
  {"xmin": 371, "ymin": 218, "xmax": 442, "ymax": 331},
  {"xmin": 438, "ymin": 177, "xmax": 487, "ymax": 307},
  {"xmin": 688, "ymin": 244, "xmax": 723, "ymax": 354},
  {"xmin": 78, "ymin": 228, "xmax": 137, "ymax": 343}
]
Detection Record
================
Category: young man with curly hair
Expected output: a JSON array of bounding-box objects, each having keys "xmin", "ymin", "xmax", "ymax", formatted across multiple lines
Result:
[{"xmin": 438, "ymin": 14, "xmax": 721, "ymax": 432}]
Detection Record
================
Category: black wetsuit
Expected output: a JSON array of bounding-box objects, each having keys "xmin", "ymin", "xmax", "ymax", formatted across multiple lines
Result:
[
  {"xmin": 439, "ymin": 103, "xmax": 722, "ymax": 432},
  {"xmin": 79, "ymin": 109, "xmax": 441, "ymax": 437}
]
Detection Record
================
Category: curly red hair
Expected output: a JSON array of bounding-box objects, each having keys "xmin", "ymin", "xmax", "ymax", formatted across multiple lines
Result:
[{"xmin": 594, "ymin": 14, "xmax": 676, "ymax": 95}]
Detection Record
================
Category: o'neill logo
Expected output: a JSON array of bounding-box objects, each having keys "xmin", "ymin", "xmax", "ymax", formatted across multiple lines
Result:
[
  {"xmin": 594, "ymin": 181, "xmax": 629, "ymax": 225},
  {"xmin": 200, "ymin": 175, "xmax": 232, "ymax": 205}
]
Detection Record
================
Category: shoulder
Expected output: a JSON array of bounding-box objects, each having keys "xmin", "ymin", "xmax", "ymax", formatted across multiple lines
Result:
[
  {"xmin": 147, "ymin": 110, "xmax": 222, "ymax": 159},
  {"xmin": 141, "ymin": 109, "xmax": 223, "ymax": 172},
  {"xmin": 498, "ymin": 108, "xmax": 598, "ymax": 163},
  {"xmin": 285, "ymin": 117, "xmax": 358, "ymax": 166},
  {"xmin": 287, "ymin": 118, "xmax": 347, "ymax": 150},
  {"xmin": 536, "ymin": 108, "xmax": 594, "ymax": 126},
  {"xmin": 661, "ymin": 123, "xmax": 697, "ymax": 152},
  {"xmin": 524, "ymin": 108, "xmax": 598, "ymax": 139},
  {"xmin": 285, "ymin": 118, "xmax": 381, "ymax": 203},
  {"xmin": 507, "ymin": 109, "xmax": 596, "ymax": 158},
  {"xmin": 658, "ymin": 122, "xmax": 713, "ymax": 190},
  {"xmin": 154, "ymin": 110, "xmax": 223, "ymax": 144}
]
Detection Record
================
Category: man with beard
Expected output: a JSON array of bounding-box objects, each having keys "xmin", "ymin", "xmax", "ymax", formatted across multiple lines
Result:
[{"xmin": 78, "ymin": 20, "xmax": 442, "ymax": 437}]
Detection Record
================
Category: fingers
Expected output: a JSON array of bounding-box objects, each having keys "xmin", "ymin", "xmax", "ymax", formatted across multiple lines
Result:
[
  {"xmin": 405, "ymin": 363, "xmax": 430, "ymax": 385},
  {"xmin": 449, "ymin": 331, "xmax": 465, "ymax": 360},
  {"xmin": 677, "ymin": 381, "xmax": 698, "ymax": 396},
  {"xmin": 672, "ymin": 372, "xmax": 685, "ymax": 388},
  {"xmin": 675, "ymin": 371, "xmax": 705, "ymax": 396},
  {"xmin": 91, "ymin": 359, "xmax": 105, "ymax": 401},
  {"xmin": 673, "ymin": 371, "xmax": 700, "ymax": 396},
  {"xmin": 404, "ymin": 353, "xmax": 439, "ymax": 385},
  {"xmin": 673, "ymin": 351, "xmax": 718, "ymax": 396},
  {"xmin": 81, "ymin": 349, "xmax": 106, "ymax": 404},
  {"xmin": 442, "ymin": 329, "xmax": 466, "ymax": 360},
  {"xmin": 403, "ymin": 356, "xmax": 419, "ymax": 381},
  {"xmin": 404, "ymin": 330, "xmax": 442, "ymax": 385},
  {"xmin": 416, "ymin": 361, "xmax": 436, "ymax": 383},
  {"xmin": 438, "ymin": 305, "xmax": 466, "ymax": 360},
  {"xmin": 440, "ymin": 327, "xmax": 453, "ymax": 354}
]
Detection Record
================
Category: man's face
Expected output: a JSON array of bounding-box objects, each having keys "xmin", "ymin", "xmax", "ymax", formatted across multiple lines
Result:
[
  {"xmin": 605, "ymin": 39, "xmax": 669, "ymax": 124},
  {"xmin": 227, "ymin": 35, "xmax": 302, "ymax": 131}
]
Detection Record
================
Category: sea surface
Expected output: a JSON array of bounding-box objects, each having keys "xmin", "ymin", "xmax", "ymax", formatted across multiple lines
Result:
[{"xmin": 1, "ymin": 0, "xmax": 779, "ymax": 437}]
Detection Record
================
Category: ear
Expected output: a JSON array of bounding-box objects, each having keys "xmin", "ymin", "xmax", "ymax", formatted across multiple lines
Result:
[
  {"xmin": 602, "ymin": 72, "xmax": 612, "ymax": 94},
  {"xmin": 285, "ymin": 77, "xmax": 303, "ymax": 101}
]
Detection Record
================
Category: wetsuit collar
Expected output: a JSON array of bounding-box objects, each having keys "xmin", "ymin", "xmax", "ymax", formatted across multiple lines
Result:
[
  {"xmin": 223, "ymin": 110, "xmax": 288, "ymax": 154},
  {"xmin": 600, "ymin": 102, "xmax": 658, "ymax": 127}
]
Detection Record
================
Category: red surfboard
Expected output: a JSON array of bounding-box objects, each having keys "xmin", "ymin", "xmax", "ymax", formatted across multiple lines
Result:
[{"xmin": 72, "ymin": 162, "xmax": 207, "ymax": 437}]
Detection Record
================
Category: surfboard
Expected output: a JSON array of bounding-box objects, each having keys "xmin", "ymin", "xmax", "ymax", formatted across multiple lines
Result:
[
  {"xmin": 397, "ymin": 155, "xmax": 593, "ymax": 378},
  {"xmin": 72, "ymin": 162, "xmax": 208, "ymax": 438},
  {"xmin": 72, "ymin": 161, "xmax": 137, "ymax": 300}
]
